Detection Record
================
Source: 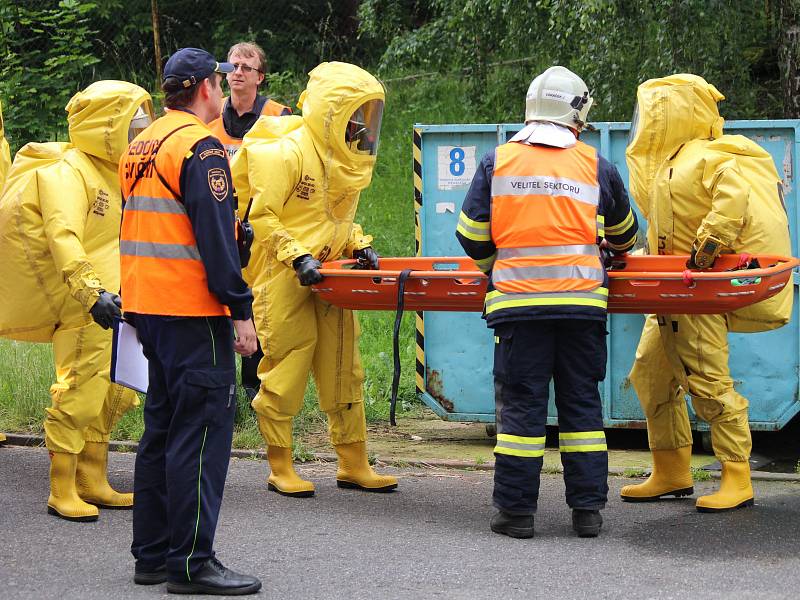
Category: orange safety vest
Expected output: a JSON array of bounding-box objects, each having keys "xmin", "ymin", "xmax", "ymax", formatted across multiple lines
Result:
[
  {"xmin": 490, "ymin": 140, "xmax": 604, "ymax": 299},
  {"xmin": 119, "ymin": 110, "xmax": 230, "ymax": 317},
  {"xmin": 208, "ymin": 97, "xmax": 290, "ymax": 157}
]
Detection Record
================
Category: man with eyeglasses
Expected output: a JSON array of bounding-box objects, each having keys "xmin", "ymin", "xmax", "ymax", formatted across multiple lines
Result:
[
  {"xmin": 209, "ymin": 41, "xmax": 291, "ymax": 159},
  {"xmin": 209, "ymin": 41, "xmax": 292, "ymax": 402}
]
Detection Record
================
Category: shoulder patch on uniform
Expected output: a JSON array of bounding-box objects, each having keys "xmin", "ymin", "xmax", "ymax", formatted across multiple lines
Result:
[
  {"xmin": 208, "ymin": 167, "xmax": 229, "ymax": 202},
  {"xmin": 199, "ymin": 147, "xmax": 226, "ymax": 161}
]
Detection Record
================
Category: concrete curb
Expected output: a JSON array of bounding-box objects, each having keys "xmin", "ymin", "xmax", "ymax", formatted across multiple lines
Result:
[{"xmin": 3, "ymin": 433, "xmax": 800, "ymax": 482}]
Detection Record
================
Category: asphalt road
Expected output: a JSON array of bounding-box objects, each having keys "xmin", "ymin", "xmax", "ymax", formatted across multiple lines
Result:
[{"xmin": 2, "ymin": 445, "xmax": 800, "ymax": 600}]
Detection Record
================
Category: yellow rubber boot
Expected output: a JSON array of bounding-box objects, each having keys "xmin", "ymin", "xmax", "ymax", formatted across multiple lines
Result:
[
  {"xmin": 76, "ymin": 441, "xmax": 133, "ymax": 509},
  {"xmin": 335, "ymin": 441, "xmax": 398, "ymax": 492},
  {"xmin": 47, "ymin": 452, "xmax": 99, "ymax": 522},
  {"xmin": 620, "ymin": 446, "xmax": 694, "ymax": 502},
  {"xmin": 696, "ymin": 461, "xmax": 754, "ymax": 512},
  {"xmin": 267, "ymin": 446, "xmax": 315, "ymax": 498}
]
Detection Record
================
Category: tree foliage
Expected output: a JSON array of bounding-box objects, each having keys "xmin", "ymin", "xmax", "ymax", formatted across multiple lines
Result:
[
  {"xmin": 0, "ymin": 0, "xmax": 100, "ymax": 146},
  {"xmin": 0, "ymin": 0, "xmax": 798, "ymax": 151},
  {"xmin": 359, "ymin": 0, "xmax": 790, "ymax": 121}
]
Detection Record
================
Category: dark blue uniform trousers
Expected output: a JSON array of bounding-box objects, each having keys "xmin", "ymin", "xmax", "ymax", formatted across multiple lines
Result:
[
  {"xmin": 492, "ymin": 319, "xmax": 609, "ymax": 515},
  {"xmin": 130, "ymin": 314, "xmax": 237, "ymax": 582}
]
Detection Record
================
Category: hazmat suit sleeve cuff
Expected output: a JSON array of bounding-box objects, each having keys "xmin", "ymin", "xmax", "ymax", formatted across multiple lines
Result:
[
  {"xmin": 275, "ymin": 234, "xmax": 312, "ymax": 268},
  {"xmin": 63, "ymin": 261, "xmax": 104, "ymax": 311},
  {"xmin": 344, "ymin": 224, "xmax": 373, "ymax": 257},
  {"xmin": 696, "ymin": 217, "xmax": 741, "ymax": 250}
]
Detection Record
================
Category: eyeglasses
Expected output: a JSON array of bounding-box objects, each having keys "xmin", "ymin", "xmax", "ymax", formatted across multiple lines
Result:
[{"xmin": 232, "ymin": 63, "xmax": 262, "ymax": 74}]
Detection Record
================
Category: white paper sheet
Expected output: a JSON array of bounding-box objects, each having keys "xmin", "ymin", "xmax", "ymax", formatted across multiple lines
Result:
[{"xmin": 111, "ymin": 319, "xmax": 149, "ymax": 394}]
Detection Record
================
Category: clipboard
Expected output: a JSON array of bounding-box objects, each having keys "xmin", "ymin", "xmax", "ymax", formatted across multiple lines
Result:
[{"xmin": 110, "ymin": 318, "xmax": 149, "ymax": 393}]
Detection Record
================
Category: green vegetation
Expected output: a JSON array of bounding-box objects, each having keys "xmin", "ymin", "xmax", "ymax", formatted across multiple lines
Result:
[
  {"xmin": 691, "ymin": 467, "xmax": 714, "ymax": 482},
  {"xmin": 623, "ymin": 467, "xmax": 648, "ymax": 478}
]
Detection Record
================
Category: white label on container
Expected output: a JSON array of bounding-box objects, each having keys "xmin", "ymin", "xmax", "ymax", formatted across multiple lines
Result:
[
  {"xmin": 436, "ymin": 202, "xmax": 456, "ymax": 214},
  {"xmin": 437, "ymin": 145, "xmax": 476, "ymax": 190}
]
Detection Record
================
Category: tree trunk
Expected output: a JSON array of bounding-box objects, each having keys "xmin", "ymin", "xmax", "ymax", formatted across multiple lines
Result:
[{"xmin": 775, "ymin": 0, "xmax": 800, "ymax": 117}]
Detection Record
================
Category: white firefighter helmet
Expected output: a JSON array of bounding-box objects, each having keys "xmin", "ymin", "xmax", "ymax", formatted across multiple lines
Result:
[{"xmin": 525, "ymin": 66, "xmax": 593, "ymax": 131}]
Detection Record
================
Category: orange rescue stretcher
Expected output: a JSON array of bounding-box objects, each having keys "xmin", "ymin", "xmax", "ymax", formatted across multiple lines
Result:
[{"xmin": 312, "ymin": 254, "xmax": 799, "ymax": 314}]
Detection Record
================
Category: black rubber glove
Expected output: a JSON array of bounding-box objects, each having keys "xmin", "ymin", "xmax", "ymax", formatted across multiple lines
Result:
[
  {"xmin": 293, "ymin": 254, "xmax": 323, "ymax": 286},
  {"xmin": 353, "ymin": 246, "xmax": 380, "ymax": 270},
  {"xmin": 236, "ymin": 219, "xmax": 254, "ymax": 268},
  {"xmin": 89, "ymin": 291, "xmax": 122, "ymax": 330},
  {"xmin": 686, "ymin": 247, "xmax": 701, "ymax": 270}
]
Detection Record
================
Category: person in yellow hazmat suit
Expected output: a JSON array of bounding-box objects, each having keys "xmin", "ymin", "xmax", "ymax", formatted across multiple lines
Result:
[
  {"xmin": 231, "ymin": 62, "xmax": 398, "ymax": 497},
  {"xmin": 621, "ymin": 74, "xmax": 793, "ymax": 512},
  {"xmin": 0, "ymin": 99, "xmax": 9, "ymax": 447},
  {"xmin": 0, "ymin": 81, "xmax": 154, "ymax": 521}
]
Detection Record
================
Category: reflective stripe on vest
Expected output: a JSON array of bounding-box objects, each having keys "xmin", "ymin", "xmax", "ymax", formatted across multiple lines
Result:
[
  {"xmin": 484, "ymin": 287, "xmax": 608, "ymax": 314},
  {"xmin": 119, "ymin": 110, "xmax": 229, "ymax": 317},
  {"xmin": 490, "ymin": 141, "xmax": 603, "ymax": 298},
  {"xmin": 208, "ymin": 97, "xmax": 290, "ymax": 158}
]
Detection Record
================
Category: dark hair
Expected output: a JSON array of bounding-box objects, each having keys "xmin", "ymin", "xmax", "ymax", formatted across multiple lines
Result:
[
  {"xmin": 161, "ymin": 74, "xmax": 222, "ymax": 109},
  {"xmin": 162, "ymin": 77, "xmax": 200, "ymax": 109}
]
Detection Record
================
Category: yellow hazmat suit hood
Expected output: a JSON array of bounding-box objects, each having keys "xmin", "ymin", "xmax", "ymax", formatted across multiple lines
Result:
[
  {"xmin": 232, "ymin": 62, "xmax": 381, "ymax": 277},
  {"xmin": 626, "ymin": 74, "xmax": 725, "ymax": 217},
  {"xmin": 66, "ymin": 80, "xmax": 153, "ymax": 165},
  {"xmin": 298, "ymin": 61, "xmax": 385, "ymax": 195},
  {"xmin": 0, "ymin": 81, "xmax": 152, "ymax": 342}
]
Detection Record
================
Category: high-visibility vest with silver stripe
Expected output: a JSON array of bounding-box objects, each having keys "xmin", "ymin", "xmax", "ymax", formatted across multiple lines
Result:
[
  {"xmin": 488, "ymin": 141, "xmax": 606, "ymax": 312},
  {"xmin": 119, "ymin": 110, "xmax": 229, "ymax": 317}
]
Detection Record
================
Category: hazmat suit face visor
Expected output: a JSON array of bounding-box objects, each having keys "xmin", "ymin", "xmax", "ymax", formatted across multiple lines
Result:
[
  {"xmin": 345, "ymin": 99, "xmax": 383, "ymax": 156},
  {"xmin": 628, "ymin": 102, "xmax": 640, "ymax": 146},
  {"xmin": 128, "ymin": 102, "xmax": 155, "ymax": 142}
]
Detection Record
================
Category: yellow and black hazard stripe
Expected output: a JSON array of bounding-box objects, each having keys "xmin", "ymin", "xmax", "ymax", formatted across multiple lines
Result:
[{"xmin": 413, "ymin": 127, "xmax": 425, "ymax": 395}]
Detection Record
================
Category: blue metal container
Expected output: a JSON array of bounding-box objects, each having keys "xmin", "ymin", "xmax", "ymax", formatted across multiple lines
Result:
[{"xmin": 412, "ymin": 120, "xmax": 800, "ymax": 431}]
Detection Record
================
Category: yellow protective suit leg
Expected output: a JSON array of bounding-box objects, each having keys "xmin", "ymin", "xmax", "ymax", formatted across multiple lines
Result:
[
  {"xmin": 83, "ymin": 383, "xmax": 139, "ymax": 444},
  {"xmin": 251, "ymin": 268, "xmax": 317, "ymax": 448},
  {"xmin": 334, "ymin": 441, "xmax": 398, "ymax": 492},
  {"xmin": 47, "ymin": 451, "xmax": 99, "ymax": 522},
  {"xmin": 311, "ymin": 299, "xmax": 398, "ymax": 491},
  {"xmin": 620, "ymin": 447, "xmax": 694, "ymax": 501},
  {"xmin": 264, "ymin": 444, "xmax": 315, "ymax": 498},
  {"xmin": 75, "ymin": 441, "xmax": 133, "ymax": 508},
  {"xmin": 312, "ymin": 299, "xmax": 367, "ymax": 445},
  {"xmin": 629, "ymin": 315, "xmax": 693, "ymax": 451},
  {"xmin": 44, "ymin": 322, "xmax": 115, "ymax": 454},
  {"xmin": 662, "ymin": 313, "xmax": 752, "ymax": 463},
  {"xmin": 696, "ymin": 461, "xmax": 754, "ymax": 512}
]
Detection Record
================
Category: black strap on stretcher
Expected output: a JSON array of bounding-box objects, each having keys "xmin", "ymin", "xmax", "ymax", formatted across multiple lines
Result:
[{"xmin": 389, "ymin": 268, "xmax": 414, "ymax": 426}]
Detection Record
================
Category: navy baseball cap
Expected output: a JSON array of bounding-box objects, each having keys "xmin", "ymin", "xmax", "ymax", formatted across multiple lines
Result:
[{"xmin": 163, "ymin": 47, "xmax": 234, "ymax": 88}]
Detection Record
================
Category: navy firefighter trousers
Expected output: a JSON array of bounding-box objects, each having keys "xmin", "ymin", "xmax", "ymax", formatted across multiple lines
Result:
[
  {"xmin": 130, "ymin": 314, "xmax": 237, "ymax": 583},
  {"xmin": 492, "ymin": 319, "xmax": 609, "ymax": 515}
]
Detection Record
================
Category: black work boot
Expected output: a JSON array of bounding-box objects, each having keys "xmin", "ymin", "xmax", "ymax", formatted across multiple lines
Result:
[
  {"xmin": 134, "ymin": 563, "xmax": 167, "ymax": 585},
  {"xmin": 572, "ymin": 509, "xmax": 603, "ymax": 538},
  {"xmin": 167, "ymin": 557, "xmax": 262, "ymax": 595},
  {"xmin": 490, "ymin": 510, "xmax": 534, "ymax": 539}
]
